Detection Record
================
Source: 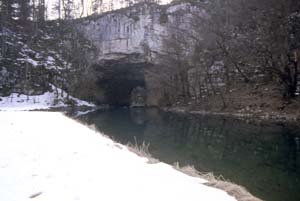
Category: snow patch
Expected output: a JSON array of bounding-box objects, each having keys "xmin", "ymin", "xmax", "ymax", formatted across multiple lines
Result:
[
  {"xmin": 25, "ymin": 58, "xmax": 39, "ymax": 67},
  {"xmin": 0, "ymin": 86, "xmax": 95, "ymax": 111}
]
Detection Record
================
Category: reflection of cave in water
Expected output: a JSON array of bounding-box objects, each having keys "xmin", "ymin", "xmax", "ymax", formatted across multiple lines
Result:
[
  {"xmin": 282, "ymin": 129, "xmax": 299, "ymax": 172},
  {"xmin": 77, "ymin": 108, "xmax": 300, "ymax": 201},
  {"xmin": 130, "ymin": 108, "xmax": 147, "ymax": 125}
]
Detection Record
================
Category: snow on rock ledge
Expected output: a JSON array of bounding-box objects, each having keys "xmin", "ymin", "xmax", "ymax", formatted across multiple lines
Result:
[{"xmin": 0, "ymin": 112, "xmax": 236, "ymax": 201}]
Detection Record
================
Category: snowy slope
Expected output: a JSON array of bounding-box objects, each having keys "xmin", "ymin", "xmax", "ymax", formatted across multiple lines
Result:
[
  {"xmin": 0, "ymin": 112, "xmax": 236, "ymax": 201},
  {"xmin": 0, "ymin": 86, "xmax": 95, "ymax": 111}
]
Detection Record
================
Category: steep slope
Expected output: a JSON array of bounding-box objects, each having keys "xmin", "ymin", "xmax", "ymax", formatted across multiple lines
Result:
[{"xmin": 0, "ymin": 23, "xmax": 96, "ymax": 109}]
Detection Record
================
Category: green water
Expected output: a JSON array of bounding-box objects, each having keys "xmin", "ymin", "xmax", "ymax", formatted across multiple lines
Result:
[{"xmin": 77, "ymin": 108, "xmax": 300, "ymax": 201}]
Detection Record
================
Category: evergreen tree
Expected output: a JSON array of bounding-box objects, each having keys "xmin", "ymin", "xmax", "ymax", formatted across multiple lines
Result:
[
  {"xmin": 0, "ymin": 0, "xmax": 16, "ymax": 27},
  {"xmin": 18, "ymin": 0, "xmax": 31, "ymax": 25},
  {"xmin": 37, "ymin": 0, "xmax": 46, "ymax": 26}
]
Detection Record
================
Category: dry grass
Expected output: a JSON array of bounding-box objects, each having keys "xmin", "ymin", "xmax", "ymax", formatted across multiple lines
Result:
[
  {"xmin": 173, "ymin": 163, "xmax": 262, "ymax": 201},
  {"xmin": 127, "ymin": 138, "xmax": 159, "ymax": 164},
  {"xmin": 119, "ymin": 138, "xmax": 262, "ymax": 201}
]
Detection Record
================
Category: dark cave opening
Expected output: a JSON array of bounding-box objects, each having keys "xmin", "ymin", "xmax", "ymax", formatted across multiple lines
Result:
[
  {"xmin": 98, "ymin": 64, "xmax": 146, "ymax": 107},
  {"xmin": 106, "ymin": 78, "xmax": 145, "ymax": 106}
]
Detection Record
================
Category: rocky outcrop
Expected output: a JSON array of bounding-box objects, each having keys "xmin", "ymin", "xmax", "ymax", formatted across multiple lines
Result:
[
  {"xmin": 77, "ymin": 3, "xmax": 164, "ymax": 62},
  {"xmin": 75, "ymin": 2, "xmax": 196, "ymax": 106},
  {"xmin": 0, "ymin": 2, "xmax": 199, "ymax": 107}
]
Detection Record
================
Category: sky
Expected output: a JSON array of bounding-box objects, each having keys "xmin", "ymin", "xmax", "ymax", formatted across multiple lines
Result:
[{"xmin": 45, "ymin": 0, "xmax": 172, "ymax": 19}]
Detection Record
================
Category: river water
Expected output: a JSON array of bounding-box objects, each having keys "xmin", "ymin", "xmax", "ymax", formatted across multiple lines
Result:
[{"xmin": 77, "ymin": 108, "xmax": 300, "ymax": 201}]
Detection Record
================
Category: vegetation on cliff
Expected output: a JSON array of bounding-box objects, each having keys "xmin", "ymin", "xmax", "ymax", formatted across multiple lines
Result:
[{"xmin": 153, "ymin": 0, "xmax": 300, "ymax": 120}]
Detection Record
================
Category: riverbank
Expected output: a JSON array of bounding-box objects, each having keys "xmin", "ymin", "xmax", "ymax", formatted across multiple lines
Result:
[
  {"xmin": 162, "ymin": 81, "xmax": 300, "ymax": 123},
  {"xmin": 77, "ymin": 107, "xmax": 300, "ymax": 201},
  {"xmin": 0, "ymin": 111, "xmax": 242, "ymax": 201},
  {"xmin": 163, "ymin": 106, "xmax": 300, "ymax": 123}
]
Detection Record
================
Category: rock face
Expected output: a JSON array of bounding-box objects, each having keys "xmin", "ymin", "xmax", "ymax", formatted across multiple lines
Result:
[
  {"xmin": 76, "ymin": 2, "xmax": 195, "ymax": 106},
  {"xmin": 77, "ymin": 3, "xmax": 165, "ymax": 62}
]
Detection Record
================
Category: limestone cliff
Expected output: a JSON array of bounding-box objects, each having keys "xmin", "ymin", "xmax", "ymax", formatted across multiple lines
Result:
[
  {"xmin": 78, "ymin": 3, "xmax": 160, "ymax": 62},
  {"xmin": 75, "ymin": 2, "xmax": 196, "ymax": 106}
]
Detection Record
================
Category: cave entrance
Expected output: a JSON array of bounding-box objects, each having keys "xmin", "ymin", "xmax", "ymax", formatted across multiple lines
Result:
[
  {"xmin": 106, "ymin": 79, "xmax": 146, "ymax": 107},
  {"xmin": 100, "ymin": 65, "xmax": 146, "ymax": 107}
]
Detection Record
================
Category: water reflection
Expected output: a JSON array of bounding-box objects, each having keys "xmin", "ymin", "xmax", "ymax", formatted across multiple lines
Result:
[{"xmin": 77, "ymin": 108, "xmax": 300, "ymax": 201}]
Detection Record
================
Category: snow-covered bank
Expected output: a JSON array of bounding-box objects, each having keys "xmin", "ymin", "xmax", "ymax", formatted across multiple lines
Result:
[
  {"xmin": 0, "ymin": 112, "xmax": 236, "ymax": 201},
  {"xmin": 0, "ymin": 87, "xmax": 95, "ymax": 111}
]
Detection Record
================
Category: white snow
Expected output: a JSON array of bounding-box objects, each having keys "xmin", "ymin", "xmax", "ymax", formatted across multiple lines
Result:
[
  {"xmin": 25, "ymin": 58, "xmax": 39, "ymax": 67},
  {"xmin": 46, "ymin": 56, "xmax": 55, "ymax": 63},
  {"xmin": 5, "ymin": 41, "xmax": 15, "ymax": 46},
  {"xmin": 0, "ymin": 86, "xmax": 95, "ymax": 111},
  {"xmin": 74, "ymin": 108, "xmax": 98, "ymax": 117},
  {"xmin": 16, "ymin": 57, "xmax": 39, "ymax": 67},
  {"xmin": 42, "ymin": 34, "xmax": 53, "ymax": 40},
  {"xmin": 0, "ymin": 112, "xmax": 236, "ymax": 201},
  {"xmin": 44, "ymin": 56, "xmax": 63, "ymax": 70}
]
